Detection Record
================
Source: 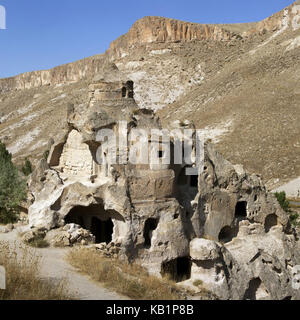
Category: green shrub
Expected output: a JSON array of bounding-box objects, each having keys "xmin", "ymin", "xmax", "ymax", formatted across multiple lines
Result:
[
  {"xmin": 275, "ymin": 191, "xmax": 300, "ymax": 227},
  {"xmin": 25, "ymin": 235, "xmax": 50, "ymax": 248},
  {"xmin": 290, "ymin": 212, "xmax": 300, "ymax": 228},
  {"xmin": 21, "ymin": 158, "xmax": 33, "ymax": 176},
  {"xmin": 43, "ymin": 150, "xmax": 50, "ymax": 161},
  {"xmin": 0, "ymin": 142, "xmax": 27, "ymax": 224},
  {"xmin": 274, "ymin": 192, "xmax": 290, "ymax": 213}
]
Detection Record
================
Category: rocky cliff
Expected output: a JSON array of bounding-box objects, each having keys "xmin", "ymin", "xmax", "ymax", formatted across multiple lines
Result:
[
  {"xmin": 1, "ymin": 2, "xmax": 299, "ymax": 93},
  {"xmin": 1, "ymin": 1, "xmax": 300, "ymax": 188},
  {"xmin": 0, "ymin": 54, "xmax": 106, "ymax": 93},
  {"xmin": 107, "ymin": 16, "xmax": 242, "ymax": 59}
]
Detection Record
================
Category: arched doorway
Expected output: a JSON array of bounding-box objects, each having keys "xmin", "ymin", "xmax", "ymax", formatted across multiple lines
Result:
[
  {"xmin": 91, "ymin": 217, "xmax": 113, "ymax": 244},
  {"xmin": 64, "ymin": 204, "xmax": 123, "ymax": 244}
]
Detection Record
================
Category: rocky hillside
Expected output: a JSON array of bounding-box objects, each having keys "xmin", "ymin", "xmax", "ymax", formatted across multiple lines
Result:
[{"xmin": 0, "ymin": 1, "xmax": 300, "ymax": 189}]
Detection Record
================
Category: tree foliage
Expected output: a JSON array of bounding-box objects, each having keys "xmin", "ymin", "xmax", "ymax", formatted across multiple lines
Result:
[
  {"xmin": 275, "ymin": 191, "xmax": 299, "ymax": 227},
  {"xmin": 0, "ymin": 142, "xmax": 27, "ymax": 224},
  {"xmin": 21, "ymin": 158, "xmax": 33, "ymax": 176},
  {"xmin": 274, "ymin": 191, "xmax": 290, "ymax": 213}
]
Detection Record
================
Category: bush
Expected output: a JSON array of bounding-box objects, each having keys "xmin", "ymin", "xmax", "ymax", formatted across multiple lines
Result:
[
  {"xmin": 275, "ymin": 192, "xmax": 290, "ymax": 213},
  {"xmin": 43, "ymin": 150, "xmax": 50, "ymax": 161},
  {"xmin": 0, "ymin": 142, "xmax": 27, "ymax": 224},
  {"xmin": 290, "ymin": 212, "xmax": 300, "ymax": 227},
  {"xmin": 25, "ymin": 234, "xmax": 50, "ymax": 248},
  {"xmin": 21, "ymin": 158, "xmax": 33, "ymax": 176},
  {"xmin": 275, "ymin": 191, "xmax": 300, "ymax": 227}
]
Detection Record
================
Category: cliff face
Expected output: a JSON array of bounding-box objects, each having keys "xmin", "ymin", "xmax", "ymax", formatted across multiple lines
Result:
[
  {"xmin": 107, "ymin": 16, "xmax": 242, "ymax": 59},
  {"xmin": 0, "ymin": 55, "xmax": 106, "ymax": 93},
  {"xmin": 247, "ymin": 0, "xmax": 300, "ymax": 35}
]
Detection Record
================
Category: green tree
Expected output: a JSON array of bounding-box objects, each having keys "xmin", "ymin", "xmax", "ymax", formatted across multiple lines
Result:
[
  {"xmin": 0, "ymin": 142, "xmax": 27, "ymax": 224},
  {"xmin": 21, "ymin": 158, "xmax": 33, "ymax": 176},
  {"xmin": 275, "ymin": 191, "xmax": 299, "ymax": 228},
  {"xmin": 274, "ymin": 191, "xmax": 290, "ymax": 213}
]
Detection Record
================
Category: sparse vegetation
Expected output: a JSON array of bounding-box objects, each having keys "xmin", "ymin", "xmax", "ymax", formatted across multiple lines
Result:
[
  {"xmin": 21, "ymin": 158, "xmax": 33, "ymax": 176},
  {"xmin": 0, "ymin": 142, "xmax": 27, "ymax": 224},
  {"xmin": 289, "ymin": 212, "xmax": 300, "ymax": 228},
  {"xmin": 275, "ymin": 192, "xmax": 290, "ymax": 213},
  {"xmin": 275, "ymin": 192, "xmax": 300, "ymax": 227},
  {"xmin": 25, "ymin": 234, "xmax": 50, "ymax": 248},
  {"xmin": 0, "ymin": 241, "xmax": 71, "ymax": 300},
  {"xmin": 193, "ymin": 279, "xmax": 203, "ymax": 287},
  {"xmin": 67, "ymin": 248, "xmax": 186, "ymax": 300},
  {"xmin": 43, "ymin": 150, "xmax": 50, "ymax": 161}
]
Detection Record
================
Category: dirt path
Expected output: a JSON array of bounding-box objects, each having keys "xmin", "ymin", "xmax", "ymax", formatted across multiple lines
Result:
[
  {"xmin": 0, "ymin": 230, "xmax": 128, "ymax": 300},
  {"xmin": 290, "ymin": 201, "xmax": 300, "ymax": 207},
  {"xmin": 272, "ymin": 177, "xmax": 300, "ymax": 198}
]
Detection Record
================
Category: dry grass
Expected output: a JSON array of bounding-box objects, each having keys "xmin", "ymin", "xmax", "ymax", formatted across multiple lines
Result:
[
  {"xmin": 24, "ymin": 234, "xmax": 50, "ymax": 248},
  {"xmin": 0, "ymin": 241, "xmax": 71, "ymax": 300},
  {"xmin": 67, "ymin": 248, "xmax": 186, "ymax": 300},
  {"xmin": 25, "ymin": 235, "xmax": 50, "ymax": 248}
]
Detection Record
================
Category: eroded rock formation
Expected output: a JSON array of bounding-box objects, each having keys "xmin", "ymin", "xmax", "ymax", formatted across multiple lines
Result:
[
  {"xmin": 27, "ymin": 73, "xmax": 300, "ymax": 300},
  {"xmin": 107, "ymin": 16, "xmax": 242, "ymax": 59}
]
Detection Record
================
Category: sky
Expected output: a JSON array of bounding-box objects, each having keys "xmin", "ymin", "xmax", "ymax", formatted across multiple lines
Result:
[{"xmin": 0, "ymin": 0, "xmax": 296, "ymax": 78}]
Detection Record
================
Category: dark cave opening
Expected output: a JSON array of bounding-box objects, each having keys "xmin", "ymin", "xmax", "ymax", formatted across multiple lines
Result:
[
  {"xmin": 64, "ymin": 205, "xmax": 115, "ymax": 244},
  {"xmin": 244, "ymin": 278, "xmax": 269, "ymax": 300},
  {"xmin": 161, "ymin": 257, "xmax": 191, "ymax": 283},
  {"xmin": 235, "ymin": 201, "xmax": 247, "ymax": 218},
  {"xmin": 65, "ymin": 206, "xmax": 86, "ymax": 228},
  {"xmin": 177, "ymin": 168, "xmax": 188, "ymax": 185},
  {"xmin": 144, "ymin": 218, "xmax": 159, "ymax": 248},
  {"xmin": 218, "ymin": 226, "xmax": 236, "ymax": 244},
  {"xmin": 190, "ymin": 175, "xmax": 198, "ymax": 188},
  {"xmin": 264, "ymin": 214, "xmax": 278, "ymax": 233},
  {"xmin": 122, "ymin": 87, "xmax": 126, "ymax": 98},
  {"xmin": 91, "ymin": 217, "xmax": 113, "ymax": 244}
]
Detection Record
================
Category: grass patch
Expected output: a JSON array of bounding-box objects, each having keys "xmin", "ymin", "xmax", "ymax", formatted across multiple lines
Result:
[
  {"xmin": 193, "ymin": 280, "xmax": 204, "ymax": 287},
  {"xmin": 25, "ymin": 235, "xmax": 50, "ymax": 248},
  {"xmin": 67, "ymin": 248, "xmax": 186, "ymax": 300},
  {"xmin": 0, "ymin": 241, "xmax": 71, "ymax": 300}
]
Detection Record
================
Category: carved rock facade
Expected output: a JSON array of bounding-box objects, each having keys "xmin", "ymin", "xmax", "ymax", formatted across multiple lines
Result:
[{"xmin": 27, "ymin": 76, "xmax": 300, "ymax": 300}]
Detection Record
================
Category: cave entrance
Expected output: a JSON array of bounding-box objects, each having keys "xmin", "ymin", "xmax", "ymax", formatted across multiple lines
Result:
[
  {"xmin": 177, "ymin": 168, "xmax": 188, "ymax": 186},
  {"xmin": 64, "ymin": 204, "xmax": 117, "ymax": 244},
  {"xmin": 218, "ymin": 226, "xmax": 236, "ymax": 244},
  {"xmin": 91, "ymin": 217, "xmax": 113, "ymax": 244},
  {"xmin": 190, "ymin": 175, "xmax": 198, "ymax": 188},
  {"xmin": 244, "ymin": 278, "xmax": 269, "ymax": 300},
  {"xmin": 65, "ymin": 206, "xmax": 87, "ymax": 228},
  {"xmin": 161, "ymin": 257, "xmax": 191, "ymax": 283},
  {"xmin": 265, "ymin": 214, "xmax": 278, "ymax": 233},
  {"xmin": 235, "ymin": 201, "xmax": 247, "ymax": 218},
  {"xmin": 144, "ymin": 218, "xmax": 159, "ymax": 248}
]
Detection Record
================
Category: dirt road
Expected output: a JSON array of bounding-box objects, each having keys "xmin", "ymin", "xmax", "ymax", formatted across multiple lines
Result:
[{"xmin": 0, "ymin": 230, "xmax": 128, "ymax": 300}]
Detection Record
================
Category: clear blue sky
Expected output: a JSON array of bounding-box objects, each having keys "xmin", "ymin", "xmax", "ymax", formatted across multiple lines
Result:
[{"xmin": 0, "ymin": 0, "xmax": 295, "ymax": 78}]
